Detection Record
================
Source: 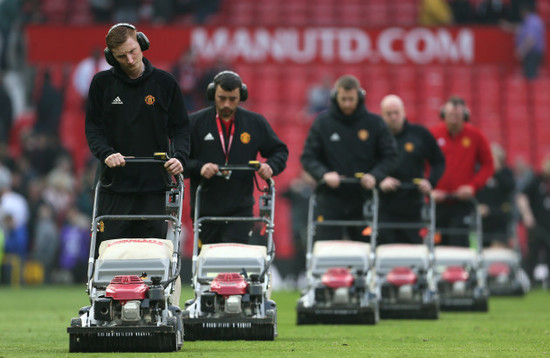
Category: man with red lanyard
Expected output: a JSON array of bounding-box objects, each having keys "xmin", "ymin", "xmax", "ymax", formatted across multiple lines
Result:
[
  {"xmin": 430, "ymin": 96, "xmax": 494, "ymax": 247},
  {"xmin": 186, "ymin": 71, "xmax": 288, "ymax": 245}
]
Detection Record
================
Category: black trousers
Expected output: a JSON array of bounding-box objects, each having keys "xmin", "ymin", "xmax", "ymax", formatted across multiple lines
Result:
[
  {"xmin": 435, "ymin": 201, "xmax": 472, "ymax": 247},
  {"xmin": 314, "ymin": 195, "xmax": 370, "ymax": 243},
  {"xmin": 196, "ymin": 207, "xmax": 253, "ymax": 245},
  {"xmin": 378, "ymin": 211, "xmax": 423, "ymax": 245},
  {"xmin": 96, "ymin": 191, "xmax": 167, "ymax": 255},
  {"xmin": 526, "ymin": 225, "xmax": 550, "ymax": 281}
]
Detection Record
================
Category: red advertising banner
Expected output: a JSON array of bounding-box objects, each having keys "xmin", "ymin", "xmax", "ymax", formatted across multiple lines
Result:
[{"xmin": 25, "ymin": 25, "xmax": 529, "ymax": 66}]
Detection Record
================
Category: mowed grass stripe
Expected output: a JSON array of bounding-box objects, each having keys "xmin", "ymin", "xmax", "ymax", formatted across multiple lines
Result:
[{"xmin": 0, "ymin": 286, "xmax": 548, "ymax": 357}]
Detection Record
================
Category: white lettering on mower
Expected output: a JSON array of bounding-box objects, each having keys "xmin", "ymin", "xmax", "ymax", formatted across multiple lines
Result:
[
  {"xmin": 202, "ymin": 322, "xmax": 252, "ymax": 329},
  {"xmin": 97, "ymin": 332, "xmax": 153, "ymax": 337}
]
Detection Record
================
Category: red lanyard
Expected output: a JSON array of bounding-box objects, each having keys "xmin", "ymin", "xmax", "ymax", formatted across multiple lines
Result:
[{"xmin": 216, "ymin": 114, "xmax": 235, "ymax": 164}]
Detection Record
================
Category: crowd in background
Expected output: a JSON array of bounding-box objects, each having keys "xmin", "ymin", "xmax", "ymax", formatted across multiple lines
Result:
[{"xmin": 0, "ymin": 0, "xmax": 548, "ymax": 286}]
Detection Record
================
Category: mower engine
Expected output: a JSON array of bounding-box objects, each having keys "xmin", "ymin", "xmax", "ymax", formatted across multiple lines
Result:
[
  {"xmin": 439, "ymin": 266, "xmax": 472, "ymax": 296},
  {"xmin": 94, "ymin": 275, "xmax": 166, "ymax": 325},
  {"xmin": 200, "ymin": 272, "xmax": 264, "ymax": 316},
  {"xmin": 382, "ymin": 266, "xmax": 421, "ymax": 301},
  {"xmin": 316, "ymin": 268, "xmax": 364, "ymax": 305}
]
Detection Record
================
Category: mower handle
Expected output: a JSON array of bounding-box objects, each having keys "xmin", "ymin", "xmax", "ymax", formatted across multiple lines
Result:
[
  {"xmin": 217, "ymin": 160, "xmax": 261, "ymax": 172},
  {"xmin": 99, "ymin": 153, "xmax": 182, "ymax": 188},
  {"xmin": 318, "ymin": 172, "xmax": 366, "ymax": 186}
]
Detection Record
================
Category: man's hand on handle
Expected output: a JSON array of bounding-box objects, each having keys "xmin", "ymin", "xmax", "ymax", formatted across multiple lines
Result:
[
  {"xmin": 165, "ymin": 158, "xmax": 183, "ymax": 176},
  {"xmin": 104, "ymin": 153, "xmax": 127, "ymax": 168},
  {"xmin": 380, "ymin": 176, "xmax": 400, "ymax": 192},
  {"xmin": 200, "ymin": 163, "xmax": 219, "ymax": 179},
  {"xmin": 360, "ymin": 173, "xmax": 377, "ymax": 190},
  {"xmin": 323, "ymin": 171, "xmax": 341, "ymax": 188},
  {"xmin": 258, "ymin": 163, "xmax": 273, "ymax": 180}
]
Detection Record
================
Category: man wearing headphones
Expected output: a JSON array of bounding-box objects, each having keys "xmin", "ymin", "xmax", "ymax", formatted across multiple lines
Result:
[
  {"xmin": 430, "ymin": 96, "xmax": 494, "ymax": 247},
  {"xmin": 186, "ymin": 71, "xmax": 288, "ymax": 245},
  {"xmin": 85, "ymin": 23, "xmax": 190, "ymax": 252},
  {"xmin": 378, "ymin": 94, "xmax": 445, "ymax": 245},
  {"xmin": 301, "ymin": 75, "xmax": 398, "ymax": 242}
]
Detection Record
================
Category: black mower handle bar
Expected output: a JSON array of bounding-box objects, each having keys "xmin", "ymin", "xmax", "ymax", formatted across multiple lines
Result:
[
  {"xmin": 318, "ymin": 173, "xmax": 365, "ymax": 186},
  {"xmin": 217, "ymin": 161, "xmax": 261, "ymax": 172},
  {"xmin": 100, "ymin": 153, "xmax": 181, "ymax": 188}
]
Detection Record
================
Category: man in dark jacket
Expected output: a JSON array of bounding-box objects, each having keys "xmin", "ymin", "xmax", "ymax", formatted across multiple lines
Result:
[
  {"xmin": 300, "ymin": 75, "xmax": 398, "ymax": 242},
  {"xmin": 85, "ymin": 23, "xmax": 190, "ymax": 252},
  {"xmin": 186, "ymin": 71, "xmax": 288, "ymax": 245},
  {"xmin": 378, "ymin": 94, "xmax": 445, "ymax": 245}
]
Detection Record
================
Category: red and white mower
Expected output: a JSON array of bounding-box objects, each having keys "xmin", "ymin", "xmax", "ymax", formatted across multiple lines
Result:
[
  {"xmin": 67, "ymin": 155, "xmax": 185, "ymax": 352},
  {"xmin": 182, "ymin": 162, "xmax": 278, "ymax": 340},
  {"xmin": 434, "ymin": 197, "xmax": 489, "ymax": 312},
  {"xmin": 375, "ymin": 186, "xmax": 439, "ymax": 319},
  {"xmin": 296, "ymin": 178, "xmax": 380, "ymax": 325}
]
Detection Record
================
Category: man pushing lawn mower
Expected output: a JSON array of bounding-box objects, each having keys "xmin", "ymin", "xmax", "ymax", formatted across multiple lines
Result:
[
  {"xmin": 182, "ymin": 70, "xmax": 288, "ymax": 340},
  {"xmin": 67, "ymin": 22, "xmax": 190, "ymax": 352}
]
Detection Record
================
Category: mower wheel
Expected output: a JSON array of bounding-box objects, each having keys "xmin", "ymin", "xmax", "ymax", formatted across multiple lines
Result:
[{"xmin": 70, "ymin": 317, "xmax": 82, "ymax": 327}]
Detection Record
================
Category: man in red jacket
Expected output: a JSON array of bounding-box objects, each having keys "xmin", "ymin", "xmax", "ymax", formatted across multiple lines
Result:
[{"xmin": 430, "ymin": 96, "xmax": 494, "ymax": 246}]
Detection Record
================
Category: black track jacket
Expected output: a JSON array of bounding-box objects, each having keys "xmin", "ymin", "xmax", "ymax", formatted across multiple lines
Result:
[
  {"xmin": 186, "ymin": 106, "xmax": 288, "ymax": 216},
  {"xmin": 301, "ymin": 101, "xmax": 398, "ymax": 198},
  {"xmin": 85, "ymin": 58, "xmax": 190, "ymax": 193},
  {"xmin": 380, "ymin": 120, "xmax": 446, "ymax": 215}
]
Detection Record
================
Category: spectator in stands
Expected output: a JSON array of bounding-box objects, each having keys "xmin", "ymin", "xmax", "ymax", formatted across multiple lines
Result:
[
  {"xmin": 171, "ymin": 48, "xmax": 201, "ymax": 112},
  {"xmin": 21, "ymin": 130, "xmax": 69, "ymax": 177},
  {"xmin": 301, "ymin": 75, "xmax": 398, "ymax": 242},
  {"xmin": 30, "ymin": 203, "xmax": 58, "ymax": 283},
  {"xmin": 378, "ymin": 95, "xmax": 445, "ymax": 245},
  {"xmin": 449, "ymin": 0, "xmax": 474, "ymax": 24},
  {"xmin": 177, "ymin": 0, "xmax": 221, "ymax": 24},
  {"xmin": 514, "ymin": 2, "xmax": 546, "ymax": 80},
  {"xmin": 475, "ymin": 0, "xmax": 513, "ymax": 24},
  {"xmin": 306, "ymin": 75, "xmax": 332, "ymax": 115},
  {"xmin": 0, "ymin": 0, "xmax": 21, "ymax": 70},
  {"xmin": 0, "ymin": 166, "xmax": 30, "ymax": 259},
  {"xmin": 57, "ymin": 207, "xmax": 91, "ymax": 283},
  {"xmin": 476, "ymin": 143, "xmax": 516, "ymax": 248},
  {"xmin": 430, "ymin": 96, "xmax": 494, "ymax": 247},
  {"xmin": 419, "ymin": 0, "xmax": 454, "ymax": 26},
  {"xmin": 112, "ymin": 0, "xmax": 141, "ymax": 23},
  {"xmin": 516, "ymin": 155, "xmax": 550, "ymax": 282},
  {"xmin": 152, "ymin": 0, "xmax": 176, "ymax": 24},
  {"xmin": 186, "ymin": 70, "xmax": 288, "ymax": 245},
  {"xmin": 85, "ymin": 23, "xmax": 189, "ymax": 253},
  {"xmin": 72, "ymin": 48, "xmax": 110, "ymax": 105},
  {"xmin": 35, "ymin": 69, "xmax": 63, "ymax": 137},
  {"xmin": 0, "ymin": 71, "xmax": 13, "ymax": 144},
  {"xmin": 89, "ymin": 0, "xmax": 113, "ymax": 23}
]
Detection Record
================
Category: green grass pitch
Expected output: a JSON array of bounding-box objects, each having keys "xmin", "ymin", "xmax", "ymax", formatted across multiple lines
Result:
[{"xmin": 0, "ymin": 285, "xmax": 548, "ymax": 357}]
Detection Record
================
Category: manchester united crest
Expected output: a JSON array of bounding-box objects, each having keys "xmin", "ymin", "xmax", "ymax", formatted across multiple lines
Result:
[
  {"xmin": 358, "ymin": 129, "xmax": 369, "ymax": 141},
  {"xmin": 404, "ymin": 142, "xmax": 414, "ymax": 152},
  {"xmin": 144, "ymin": 95, "xmax": 155, "ymax": 105},
  {"xmin": 240, "ymin": 132, "xmax": 251, "ymax": 144},
  {"xmin": 462, "ymin": 137, "xmax": 471, "ymax": 148}
]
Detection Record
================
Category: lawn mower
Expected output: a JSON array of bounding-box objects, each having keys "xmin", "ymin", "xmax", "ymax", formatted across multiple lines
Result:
[
  {"xmin": 434, "ymin": 197, "xmax": 489, "ymax": 312},
  {"xmin": 182, "ymin": 162, "xmax": 277, "ymax": 341},
  {"xmin": 67, "ymin": 154, "xmax": 185, "ymax": 352},
  {"xmin": 375, "ymin": 184, "xmax": 439, "ymax": 319},
  {"xmin": 296, "ymin": 177, "xmax": 380, "ymax": 325},
  {"xmin": 483, "ymin": 232, "xmax": 528, "ymax": 296}
]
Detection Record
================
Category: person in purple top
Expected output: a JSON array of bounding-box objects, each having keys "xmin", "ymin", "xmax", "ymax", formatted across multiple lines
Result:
[{"xmin": 515, "ymin": 2, "xmax": 546, "ymax": 79}]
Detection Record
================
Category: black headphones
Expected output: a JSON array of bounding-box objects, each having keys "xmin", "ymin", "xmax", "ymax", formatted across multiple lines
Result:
[
  {"xmin": 330, "ymin": 87, "xmax": 366, "ymax": 105},
  {"xmin": 440, "ymin": 97, "xmax": 470, "ymax": 121},
  {"xmin": 104, "ymin": 23, "xmax": 150, "ymax": 67},
  {"xmin": 206, "ymin": 71, "xmax": 248, "ymax": 102}
]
